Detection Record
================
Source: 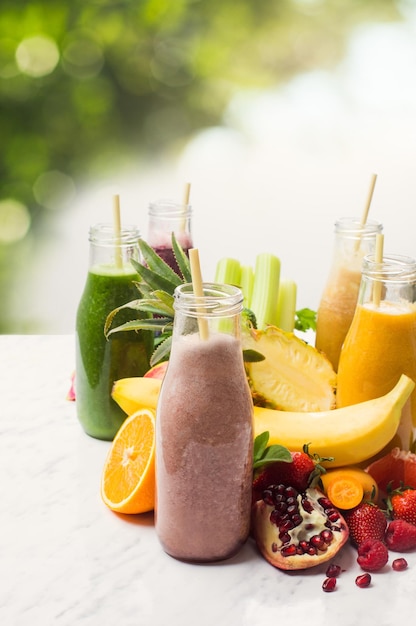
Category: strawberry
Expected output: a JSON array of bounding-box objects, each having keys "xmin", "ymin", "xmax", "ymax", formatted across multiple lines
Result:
[
  {"xmin": 343, "ymin": 502, "xmax": 387, "ymax": 547},
  {"xmin": 252, "ymin": 444, "xmax": 326, "ymax": 497},
  {"xmin": 385, "ymin": 519, "xmax": 416, "ymax": 551},
  {"xmin": 357, "ymin": 539, "xmax": 389, "ymax": 572},
  {"xmin": 386, "ymin": 486, "xmax": 416, "ymax": 526}
]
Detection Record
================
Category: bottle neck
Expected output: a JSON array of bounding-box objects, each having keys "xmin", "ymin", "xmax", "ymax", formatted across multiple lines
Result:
[
  {"xmin": 330, "ymin": 217, "xmax": 383, "ymax": 271},
  {"xmin": 147, "ymin": 200, "xmax": 193, "ymax": 250},
  {"xmin": 88, "ymin": 223, "xmax": 141, "ymax": 272},
  {"xmin": 172, "ymin": 283, "xmax": 244, "ymax": 339},
  {"xmin": 359, "ymin": 254, "xmax": 416, "ymax": 306}
]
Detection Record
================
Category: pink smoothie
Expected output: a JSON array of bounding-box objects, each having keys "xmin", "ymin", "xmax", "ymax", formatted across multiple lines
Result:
[{"xmin": 155, "ymin": 332, "xmax": 253, "ymax": 562}]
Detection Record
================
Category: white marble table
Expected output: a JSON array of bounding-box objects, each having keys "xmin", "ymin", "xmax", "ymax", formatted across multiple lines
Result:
[{"xmin": 1, "ymin": 335, "xmax": 415, "ymax": 626}]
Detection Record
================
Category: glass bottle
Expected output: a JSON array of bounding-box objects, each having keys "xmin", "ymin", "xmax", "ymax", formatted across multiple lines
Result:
[
  {"xmin": 75, "ymin": 223, "xmax": 153, "ymax": 441},
  {"xmin": 315, "ymin": 217, "xmax": 383, "ymax": 371},
  {"xmin": 155, "ymin": 283, "xmax": 253, "ymax": 562},
  {"xmin": 337, "ymin": 254, "xmax": 416, "ymax": 452},
  {"xmin": 147, "ymin": 199, "xmax": 193, "ymax": 273}
]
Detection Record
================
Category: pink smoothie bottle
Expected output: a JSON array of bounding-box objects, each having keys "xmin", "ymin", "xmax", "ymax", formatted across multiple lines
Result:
[
  {"xmin": 147, "ymin": 199, "xmax": 193, "ymax": 274},
  {"xmin": 155, "ymin": 283, "xmax": 254, "ymax": 562}
]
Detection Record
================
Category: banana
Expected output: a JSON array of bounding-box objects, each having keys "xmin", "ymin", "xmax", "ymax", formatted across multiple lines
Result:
[
  {"xmin": 111, "ymin": 377, "xmax": 162, "ymax": 415},
  {"xmin": 254, "ymin": 374, "xmax": 415, "ymax": 467}
]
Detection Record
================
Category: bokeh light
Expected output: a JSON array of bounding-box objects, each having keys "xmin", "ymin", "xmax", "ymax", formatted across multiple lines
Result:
[
  {"xmin": 0, "ymin": 200, "xmax": 31, "ymax": 244},
  {"xmin": 15, "ymin": 35, "xmax": 60, "ymax": 78}
]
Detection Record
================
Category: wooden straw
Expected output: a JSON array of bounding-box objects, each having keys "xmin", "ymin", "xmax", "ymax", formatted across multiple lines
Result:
[
  {"xmin": 372, "ymin": 232, "xmax": 384, "ymax": 306},
  {"xmin": 113, "ymin": 194, "xmax": 123, "ymax": 269},
  {"xmin": 355, "ymin": 173, "xmax": 377, "ymax": 251},
  {"xmin": 189, "ymin": 248, "xmax": 209, "ymax": 340},
  {"xmin": 183, "ymin": 182, "xmax": 191, "ymax": 206},
  {"xmin": 179, "ymin": 182, "xmax": 191, "ymax": 233}
]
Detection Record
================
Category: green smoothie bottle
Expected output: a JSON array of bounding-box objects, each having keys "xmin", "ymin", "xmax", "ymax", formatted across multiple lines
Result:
[{"xmin": 75, "ymin": 223, "xmax": 153, "ymax": 440}]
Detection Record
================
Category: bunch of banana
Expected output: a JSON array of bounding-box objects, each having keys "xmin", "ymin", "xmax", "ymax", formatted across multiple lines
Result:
[{"xmin": 111, "ymin": 374, "xmax": 415, "ymax": 468}]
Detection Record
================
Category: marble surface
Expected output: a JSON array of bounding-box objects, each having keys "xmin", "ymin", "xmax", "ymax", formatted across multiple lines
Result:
[{"xmin": 1, "ymin": 335, "xmax": 416, "ymax": 626}]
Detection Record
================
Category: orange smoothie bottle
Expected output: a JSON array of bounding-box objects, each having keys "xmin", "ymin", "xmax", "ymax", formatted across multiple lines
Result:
[
  {"xmin": 337, "ymin": 254, "xmax": 416, "ymax": 453},
  {"xmin": 315, "ymin": 218, "xmax": 383, "ymax": 371}
]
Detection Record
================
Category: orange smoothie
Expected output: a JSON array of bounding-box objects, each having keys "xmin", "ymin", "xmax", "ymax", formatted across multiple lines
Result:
[{"xmin": 337, "ymin": 301, "xmax": 416, "ymax": 450}]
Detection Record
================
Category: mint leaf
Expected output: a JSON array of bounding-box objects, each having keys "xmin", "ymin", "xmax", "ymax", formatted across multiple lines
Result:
[
  {"xmin": 253, "ymin": 432, "xmax": 292, "ymax": 469},
  {"xmin": 295, "ymin": 308, "xmax": 317, "ymax": 332}
]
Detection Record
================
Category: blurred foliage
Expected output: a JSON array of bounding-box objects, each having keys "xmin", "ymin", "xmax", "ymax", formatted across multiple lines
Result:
[{"xmin": 0, "ymin": 0, "xmax": 402, "ymax": 331}]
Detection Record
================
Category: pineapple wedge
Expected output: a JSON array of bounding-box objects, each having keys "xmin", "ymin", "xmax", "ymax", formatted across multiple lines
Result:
[{"xmin": 243, "ymin": 325, "xmax": 336, "ymax": 411}]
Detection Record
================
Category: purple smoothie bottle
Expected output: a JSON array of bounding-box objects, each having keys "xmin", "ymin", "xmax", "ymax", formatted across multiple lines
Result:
[{"xmin": 147, "ymin": 198, "xmax": 193, "ymax": 274}]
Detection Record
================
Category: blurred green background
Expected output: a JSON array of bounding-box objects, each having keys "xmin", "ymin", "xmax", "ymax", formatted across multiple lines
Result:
[{"xmin": 0, "ymin": 0, "xmax": 404, "ymax": 332}]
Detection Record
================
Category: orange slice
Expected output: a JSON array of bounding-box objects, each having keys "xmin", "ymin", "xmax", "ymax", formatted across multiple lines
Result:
[
  {"xmin": 101, "ymin": 408, "xmax": 155, "ymax": 514},
  {"xmin": 326, "ymin": 475, "xmax": 364, "ymax": 510}
]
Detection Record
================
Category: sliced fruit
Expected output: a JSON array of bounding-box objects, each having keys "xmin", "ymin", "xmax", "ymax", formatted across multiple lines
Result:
[
  {"xmin": 143, "ymin": 361, "xmax": 168, "ymax": 380},
  {"xmin": 366, "ymin": 447, "xmax": 416, "ymax": 495},
  {"xmin": 253, "ymin": 374, "xmax": 415, "ymax": 467},
  {"xmin": 243, "ymin": 325, "xmax": 336, "ymax": 411},
  {"xmin": 251, "ymin": 486, "xmax": 349, "ymax": 570},
  {"xmin": 111, "ymin": 377, "xmax": 162, "ymax": 415},
  {"xmin": 101, "ymin": 408, "xmax": 155, "ymax": 514},
  {"xmin": 321, "ymin": 467, "xmax": 379, "ymax": 503},
  {"xmin": 326, "ymin": 475, "xmax": 364, "ymax": 510}
]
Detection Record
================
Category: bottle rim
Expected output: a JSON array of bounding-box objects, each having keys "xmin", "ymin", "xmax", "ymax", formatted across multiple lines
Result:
[
  {"xmin": 148, "ymin": 199, "xmax": 192, "ymax": 219},
  {"xmin": 363, "ymin": 253, "xmax": 416, "ymax": 282},
  {"xmin": 174, "ymin": 283, "xmax": 243, "ymax": 317},
  {"xmin": 89, "ymin": 223, "xmax": 141, "ymax": 245},
  {"xmin": 334, "ymin": 217, "xmax": 383, "ymax": 237}
]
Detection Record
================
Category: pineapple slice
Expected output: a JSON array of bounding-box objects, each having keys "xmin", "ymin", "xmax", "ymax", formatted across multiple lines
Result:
[{"xmin": 243, "ymin": 325, "xmax": 336, "ymax": 411}]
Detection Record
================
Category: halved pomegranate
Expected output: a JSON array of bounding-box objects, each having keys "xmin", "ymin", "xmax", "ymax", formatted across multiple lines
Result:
[{"xmin": 251, "ymin": 485, "xmax": 349, "ymax": 570}]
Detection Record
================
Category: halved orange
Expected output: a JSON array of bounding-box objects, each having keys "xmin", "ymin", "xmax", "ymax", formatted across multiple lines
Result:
[
  {"xmin": 326, "ymin": 475, "xmax": 364, "ymax": 510},
  {"xmin": 101, "ymin": 408, "xmax": 155, "ymax": 514}
]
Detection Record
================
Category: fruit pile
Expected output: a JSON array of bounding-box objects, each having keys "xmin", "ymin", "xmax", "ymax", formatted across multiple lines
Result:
[{"xmin": 251, "ymin": 439, "xmax": 416, "ymax": 591}]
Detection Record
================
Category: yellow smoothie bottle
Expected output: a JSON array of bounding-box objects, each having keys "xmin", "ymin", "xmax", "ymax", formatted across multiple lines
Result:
[
  {"xmin": 337, "ymin": 254, "xmax": 416, "ymax": 453},
  {"xmin": 315, "ymin": 217, "xmax": 383, "ymax": 371}
]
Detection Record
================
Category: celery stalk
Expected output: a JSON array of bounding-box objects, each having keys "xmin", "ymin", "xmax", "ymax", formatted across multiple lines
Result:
[
  {"xmin": 250, "ymin": 253, "xmax": 280, "ymax": 329},
  {"xmin": 214, "ymin": 258, "xmax": 241, "ymax": 287},
  {"xmin": 240, "ymin": 265, "xmax": 254, "ymax": 308},
  {"xmin": 276, "ymin": 279, "xmax": 297, "ymax": 332}
]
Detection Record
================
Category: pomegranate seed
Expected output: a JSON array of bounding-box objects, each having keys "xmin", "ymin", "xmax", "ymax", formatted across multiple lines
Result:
[
  {"xmin": 310, "ymin": 535, "xmax": 326, "ymax": 550},
  {"xmin": 321, "ymin": 529, "xmax": 334, "ymax": 544},
  {"xmin": 281, "ymin": 544, "xmax": 297, "ymax": 557},
  {"xmin": 319, "ymin": 497, "xmax": 333, "ymax": 509},
  {"xmin": 279, "ymin": 532, "xmax": 291, "ymax": 544},
  {"xmin": 280, "ymin": 520, "xmax": 294, "ymax": 533},
  {"xmin": 322, "ymin": 577, "xmax": 337, "ymax": 592},
  {"xmin": 326, "ymin": 564, "xmax": 342, "ymax": 578},
  {"xmin": 355, "ymin": 573, "xmax": 371, "ymax": 588},
  {"xmin": 302, "ymin": 499, "xmax": 314, "ymax": 514},
  {"xmin": 285, "ymin": 486, "xmax": 298, "ymax": 498},
  {"xmin": 392, "ymin": 558, "xmax": 408, "ymax": 571},
  {"xmin": 263, "ymin": 489, "xmax": 275, "ymax": 505},
  {"xmin": 327, "ymin": 510, "xmax": 340, "ymax": 522}
]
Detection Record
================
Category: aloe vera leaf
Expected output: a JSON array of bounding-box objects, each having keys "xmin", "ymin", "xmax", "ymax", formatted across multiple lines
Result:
[
  {"xmin": 172, "ymin": 233, "xmax": 192, "ymax": 282},
  {"xmin": 150, "ymin": 335, "xmax": 173, "ymax": 366},
  {"xmin": 137, "ymin": 239, "xmax": 183, "ymax": 287}
]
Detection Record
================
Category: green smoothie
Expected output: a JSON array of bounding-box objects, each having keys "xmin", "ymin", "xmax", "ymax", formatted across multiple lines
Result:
[{"xmin": 75, "ymin": 263, "xmax": 153, "ymax": 440}]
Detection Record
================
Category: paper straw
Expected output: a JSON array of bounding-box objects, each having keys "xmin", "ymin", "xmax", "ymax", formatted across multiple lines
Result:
[
  {"xmin": 113, "ymin": 194, "xmax": 123, "ymax": 269},
  {"xmin": 189, "ymin": 248, "xmax": 209, "ymax": 340},
  {"xmin": 179, "ymin": 182, "xmax": 191, "ymax": 233},
  {"xmin": 372, "ymin": 233, "xmax": 384, "ymax": 306},
  {"xmin": 354, "ymin": 173, "xmax": 377, "ymax": 252}
]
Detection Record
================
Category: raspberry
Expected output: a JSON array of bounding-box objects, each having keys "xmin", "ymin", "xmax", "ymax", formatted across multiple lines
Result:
[
  {"xmin": 385, "ymin": 519, "xmax": 416, "ymax": 552},
  {"xmin": 357, "ymin": 539, "xmax": 389, "ymax": 572}
]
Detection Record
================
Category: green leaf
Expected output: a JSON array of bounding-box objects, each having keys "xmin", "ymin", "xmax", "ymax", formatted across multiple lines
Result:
[
  {"xmin": 150, "ymin": 335, "xmax": 173, "ymax": 366},
  {"xmin": 252, "ymin": 431, "xmax": 292, "ymax": 469},
  {"xmin": 137, "ymin": 238, "xmax": 183, "ymax": 288},
  {"xmin": 243, "ymin": 349, "xmax": 265, "ymax": 363},
  {"xmin": 295, "ymin": 308, "xmax": 317, "ymax": 332},
  {"xmin": 253, "ymin": 431, "xmax": 270, "ymax": 464},
  {"xmin": 106, "ymin": 317, "xmax": 173, "ymax": 336},
  {"xmin": 172, "ymin": 233, "xmax": 192, "ymax": 282},
  {"xmin": 132, "ymin": 258, "xmax": 181, "ymax": 293}
]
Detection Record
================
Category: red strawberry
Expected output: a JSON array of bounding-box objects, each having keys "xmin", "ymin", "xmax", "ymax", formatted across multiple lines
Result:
[
  {"xmin": 357, "ymin": 539, "xmax": 389, "ymax": 572},
  {"xmin": 385, "ymin": 519, "xmax": 416, "ymax": 551},
  {"xmin": 387, "ymin": 486, "xmax": 416, "ymax": 526},
  {"xmin": 343, "ymin": 502, "xmax": 387, "ymax": 547},
  {"xmin": 252, "ymin": 445, "xmax": 325, "ymax": 498}
]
